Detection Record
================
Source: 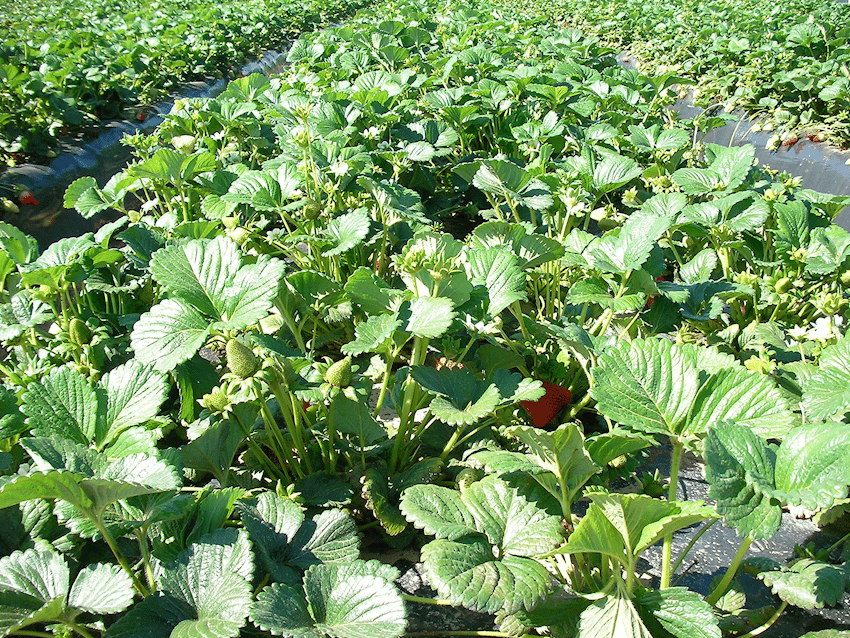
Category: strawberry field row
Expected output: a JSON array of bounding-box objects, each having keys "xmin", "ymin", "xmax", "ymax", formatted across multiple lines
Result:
[
  {"xmin": 507, "ymin": 0, "xmax": 850, "ymax": 148},
  {"xmin": 0, "ymin": 0, "xmax": 369, "ymax": 163},
  {"xmin": 1, "ymin": 0, "xmax": 849, "ymax": 636}
]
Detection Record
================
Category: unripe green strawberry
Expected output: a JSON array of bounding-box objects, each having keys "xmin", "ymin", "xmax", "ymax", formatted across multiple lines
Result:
[
  {"xmin": 226, "ymin": 338, "xmax": 260, "ymax": 378},
  {"xmin": 324, "ymin": 356, "xmax": 352, "ymax": 387},
  {"xmin": 202, "ymin": 388, "xmax": 230, "ymax": 413},
  {"xmin": 455, "ymin": 467, "xmax": 482, "ymax": 493},
  {"xmin": 303, "ymin": 199, "xmax": 322, "ymax": 220},
  {"xmin": 773, "ymin": 276, "xmax": 793, "ymax": 294},
  {"xmin": 68, "ymin": 317, "xmax": 92, "ymax": 346},
  {"xmin": 171, "ymin": 134, "xmax": 197, "ymax": 154},
  {"xmin": 840, "ymin": 269, "xmax": 850, "ymax": 286},
  {"xmin": 1, "ymin": 198, "xmax": 19, "ymax": 214}
]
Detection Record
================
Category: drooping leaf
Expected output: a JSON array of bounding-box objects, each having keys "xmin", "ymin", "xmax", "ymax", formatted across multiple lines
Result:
[
  {"xmin": 402, "ymin": 476, "xmax": 562, "ymax": 613},
  {"xmin": 238, "ymin": 492, "xmax": 359, "ymax": 585},
  {"xmin": 109, "ymin": 529, "xmax": 253, "ymax": 638},
  {"xmin": 578, "ymin": 594, "xmax": 651, "ymax": 638},
  {"xmin": 506, "ymin": 424, "xmax": 599, "ymax": 508},
  {"xmin": 758, "ymin": 559, "xmax": 845, "ymax": 609},
  {"xmin": 704, "ymin": 421, "xmax": 782, "ymax": 540},
  {"xmin": 251, "ymin": 561, "xmax": 406, "ymax": 638},
  {"xmin": 802, "ymin": 334, "xmax": 850, "ymax": 421},
  {"xmin": 557, "ymin": 492, "xmax": 715, "ymax": 563},
  {"xmin": 633, "ymin": 587, "xmax": 721, "ymax": 638},
  {"xmin": 465, "ymin": 246, "xmax": 526, "ymax": 316}
]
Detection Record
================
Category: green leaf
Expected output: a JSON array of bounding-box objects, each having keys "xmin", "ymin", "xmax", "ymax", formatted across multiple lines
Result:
[
  {"xmin": 428, "ymin": 539, "xmax": 554, "ymax": 615},
  {"xmin": 679, "ymin": 249, "xmax": 718, "ymax": 284},
  {"xmin": 331, "ymin": 394, "xmax": 387, "ymax": 448},
  {"xmin": 100, "ymin": 360, "xmax": 168, "ymax": 448},
  {"xmin": 759, "ymin": 559, "xmax": 845, "ymax": 609},
  {"xmin": 687, "ymin": 365, "xmax": 795, "ymax": 439},
  {"xmin": 558, "ymin": 492, "xmax": 715, "ymax": 563},
  {"xmin": 591, "ymin": 155, "xmax": 643, "ymax": 196},
  {"xmin": 123, "ymin": 529, "xmax": 254, "ymax": 638},
  {"xmin": 592, "ymin": 339, "xmax": 700, "ymax": 438},
  {"xmin": 0, "ymin": 548, "xmax": 69, "ymax": 603},
  {"xmin": 344, "ymin": 269, "xmax": 400, "ymax": 316},
  {"xmin": 404, "ymin": 297, "xmax": 455, "ymax": 339},
  {"xmin": 0, "ymin": 387, "xmax": 25, "ymax": 440},
  {"xmin": 251, "ymin": 562, "xmax": 406, "ymax": 638},
  {"xmin": 0, "ymin": 471, "xmax": 89, "ymax": 512},
  {"xmin": 131, "ymin": 298, "xmax": 212, "ymax": 372},
  {"xmin": 218, "ymin": 254, "xmax": 284, "ymax": 330},
  {"xmin": 593, "ymin": 338, "xmax": 794, "ymax": 442},
  {"xmin": 469, "ymin": 160, "xmax": 553, "ymax": 210},
  {"xmin": 467, "ymin": 222, "xmax": 563, "ymax": 269},
  {"xmin": 590, "ymin": 208, "xmax": 673, "ymax": 274},
  {"xmin": 506, "ymin": 424, "xmax": 599, "ymax": 507},
  {"xmin": 341, "ymin": 314, "xmax": 402, "ymax": 356},
  {"xmin": 802, "ymin": 334, "xmax": 850, "ymax": 421},
  {"xmin": 181, "ymin": 415, "xmax": 247, "ymax": 483},
  {"xmin": 633, "ymin": 587, "xmax": 721, "ymax": 638},
  {"xmin": 805, "ymin": 226, "xmax": 850, "ymax": 274},
  {"xmin": 772, "ymin": 422, "xmax": 850, "ymax": 510},
  {"xmin": 0, "ymin": 549, "xmax": 68, "ymax": 637},
  {"xmin": 149, "ymin": 236, "xmax": 237, "ymax": 317},
  {"xmin": 238, "ymin": 492, "xmax": 359, "ymax": 585},
  {"xmin": 466, "ymin": 246, "xmax": 526, "ymax": 316},
  {"xmin": 400, "ymin": 484, "xmax": 477, "ymax": 541},
  {"xmin": 67, "ymin": 562, "xmax": 134, "ymax": 614},
  {"xmin": 404, "ymin": 476, "xmax": 561, "ymax": 613},
  {"xmin": 22, "ymin": 366, "xmax": 101, "ymax": 445},
  {"xmin": 579, "ymin": 595, "xmax": 651, "ymax": 638},
  {"xmin": 672, "ymin": 144, "xmax": 754, "ymax": 195},
  {"xmin": 322, "ymin": 210, "xmax": 371, "ymax": 257},
  {"xmin": 704, "ymin": 421, "xmax": 782, "ymax": 539}
]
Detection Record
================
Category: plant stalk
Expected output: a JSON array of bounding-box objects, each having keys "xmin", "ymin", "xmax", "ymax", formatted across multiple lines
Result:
[
  {"xmin": 736, "ymin": 602, "xmax": 788, "ymax": 638},
  {"xmin": 705, "ymin": 535, "xmax": 754, "ymax": 606},
  {"xmin": 660, "ymin": 439, "xmax": 684, "ymax": 589}
]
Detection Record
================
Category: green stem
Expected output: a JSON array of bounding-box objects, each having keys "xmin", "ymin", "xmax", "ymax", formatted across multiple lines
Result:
[
  {"xmin": 660, "ymin": 439, "xmax": 685, "ymax": 589},
  {"xmin": 136, "ymin": 527, "xmax": 157, "ymax": 593},
  {"xmin": 401, "ymin": 594, "xmax": 456, "ymax": 606},
  {"xmin": 826, "ymin": 528, "xmax": 850, "ymax": 554},
  {"xmin": 705, "ymin": 535, "xmax": 754, "ymax": 606},
  {"xmin": 232, "ymin": 409, "xmax": 288, "ymax": 482},
  {"xmin": 670, "ymin": 519, "xmax": 718, "ymax": 578},
  {"xmin": 93, "ymin": 517, "xmax": 149, "ymax": 597},
  {"xmin": 69, "ymin": 622, "xmax": 98, "ymax": 638},
  {"xmin": 736, "ymin": 601, "xmax": 788, "ymax": 638},
  {"xmin": 260, "ymin": 398, "xmax": 304, "ymax": 479},
  {"xmin": 404, "ymin": 633, "xmax": 511, "ymax": 637},
  {"xmin": 372, "ymin": 351, "xmax": 398, "ymax": 419},
  {"xmin": 15, "ymin": 631, "xmax": 53, "ymax": 637},
  {"xmin": 510, "ymin": 301, "xmax": 531, "ymax": 345}
]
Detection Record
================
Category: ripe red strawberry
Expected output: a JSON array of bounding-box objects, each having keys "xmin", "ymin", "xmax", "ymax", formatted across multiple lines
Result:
[
  {"xmin": 521, "ymin": 381, "xmax": 572, "ymax": 428},
  {"xmin": 18, "ymin": 190, "xmax": 38, "ymax": 206},
  {"xmin": 646, "ymin": 275, "xmax": 665, "ymax": 310},
  {"xmin": 136, "ymin": 110, "xmax": 147, "ymax": 122}
]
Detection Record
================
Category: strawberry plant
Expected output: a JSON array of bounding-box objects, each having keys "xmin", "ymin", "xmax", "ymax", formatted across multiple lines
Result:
[{"xmin": 0, "ymin": 0, "xmax": 849, "ymax": 636}]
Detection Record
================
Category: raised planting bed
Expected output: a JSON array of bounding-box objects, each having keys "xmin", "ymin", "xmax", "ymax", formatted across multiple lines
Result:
[
  {"xmin": 506, "ymin": 0, "xmax": 850, "ymax": 150},
  {"xmin": 0, "ymin": 0, "xmax": 370, "ymax": 164},
  {"xmin": 0, "ymin": 0, "xmax": 849, "ymax": 637}
]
